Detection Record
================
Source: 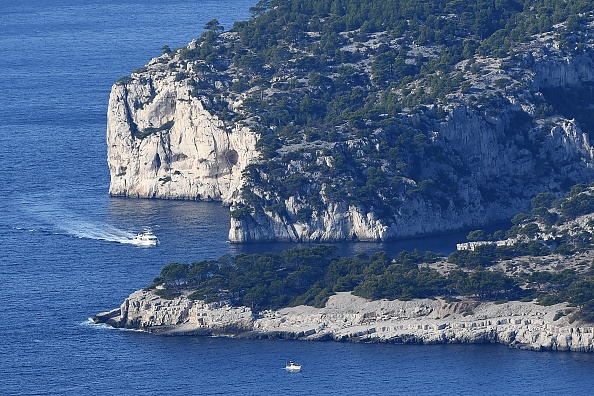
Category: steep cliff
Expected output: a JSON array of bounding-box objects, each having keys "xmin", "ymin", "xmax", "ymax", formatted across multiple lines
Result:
[
  {"xmin": 106, "ymin": 5, "xmax": 594, "ymax": 242},
  {"xmin": 106, "ymin": 54, "xmax": 259, "ymax": 203},
  {"xmin": 95, "ymin": 290, "xmax": 594, "ymax": 352}
]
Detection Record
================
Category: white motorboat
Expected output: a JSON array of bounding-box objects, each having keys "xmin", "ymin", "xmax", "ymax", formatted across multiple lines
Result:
[
  {"xmin": 285, "ymin": 361, "xmax": 301, "ymax": 372},
  {"xmin": 132, "ymin": 229, "xmax": 158, "ymax": 246}
]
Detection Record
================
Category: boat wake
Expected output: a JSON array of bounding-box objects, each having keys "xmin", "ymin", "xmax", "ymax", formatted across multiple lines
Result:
[
  {"xmin": 57, "ymin": 219, "xmax": 136, "ymax": 243},
  {"xmin": 14, "ymin": 197, "xmax": 154, "ymax": 246}
]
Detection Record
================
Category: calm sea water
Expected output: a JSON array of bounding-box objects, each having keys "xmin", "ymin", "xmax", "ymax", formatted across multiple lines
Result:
[{"xmin": 1, "ymin": 1, "xmax": 594, "ymax": 395}]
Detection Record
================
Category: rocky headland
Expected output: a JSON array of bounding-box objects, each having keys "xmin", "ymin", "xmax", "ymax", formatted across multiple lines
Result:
[
  {"xmin": 106, "ymin": 74, "xmax": 259, "ymax": 203},
  {"xmin": 94, "ymin": 200, "xmax": 594, "ymax": 353},
  {"xmin": 94, "ymin": 290, "xmax": 594, "ymax": 352},
  {"xmin": 106, "ymin": 10, "xmax": 594, "ymax": 243}
]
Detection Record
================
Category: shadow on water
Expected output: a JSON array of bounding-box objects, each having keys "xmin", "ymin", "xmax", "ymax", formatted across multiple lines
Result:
[{"xmin": 106, "ymin": 196, "xmax": 510, "ymax": 259}]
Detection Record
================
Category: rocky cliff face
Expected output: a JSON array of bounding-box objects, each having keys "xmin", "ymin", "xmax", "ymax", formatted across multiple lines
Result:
[
  {"xmin": 95, "ymin": 290, "xmax": 594, "ymax": 352},
  {"xmin": 107, "ymin": 25, "xmax": 594, "ymax": 242},
  {"xmin": 106, "ymin": 56, "xmax": 259, "ymax": 203}
]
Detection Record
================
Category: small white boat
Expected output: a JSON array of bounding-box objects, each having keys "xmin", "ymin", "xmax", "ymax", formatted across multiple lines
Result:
[
  {"xmin": 132, "ymin": 229, "xmax": 158, "ymax": 246},
  {"xmin": 285, "ymin": 361, "xmax": 301, "ymax": 372}
]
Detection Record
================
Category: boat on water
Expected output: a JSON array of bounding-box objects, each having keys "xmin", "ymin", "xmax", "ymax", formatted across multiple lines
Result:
[
  {"xmin": 285, "ymin": 361, "xmax": 301, "ymax": 372},
  {"xmin": 132, "ymin": 229, "xmax": 158, "ymax": 246}
]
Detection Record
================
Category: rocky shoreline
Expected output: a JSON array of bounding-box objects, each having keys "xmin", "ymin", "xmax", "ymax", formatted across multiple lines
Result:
[{"xmin": 94, "ymin": 290, "xmax": 594, "ymax": 352}]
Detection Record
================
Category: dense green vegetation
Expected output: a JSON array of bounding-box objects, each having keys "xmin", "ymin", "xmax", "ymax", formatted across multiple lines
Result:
[
  {"xmin": 455, "ymin": 184, "xmax": 594, "ymax": 262},
  {"xmin": 150, "ymin": 241, "xmax": 594, "ymax": 321},
  {"xmin": 150, "ymin": 245, "xmax": 523, "ymax": 310},
  {"xmin": 143, "ymin": 0, "xmax": 594, "ymax": 321},
  {"xmin": 498, "ymin": 184, "xmax": 594, "ymax": 255},
  {"xmin": 224, "ymin": 0, "xmax": 593, "ymax": 132}
]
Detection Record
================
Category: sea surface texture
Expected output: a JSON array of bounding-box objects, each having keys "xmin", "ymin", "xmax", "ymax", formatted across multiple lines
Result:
[{"xmin": 2, "ymin": 1, "xmax": 594, "ymax": 395}]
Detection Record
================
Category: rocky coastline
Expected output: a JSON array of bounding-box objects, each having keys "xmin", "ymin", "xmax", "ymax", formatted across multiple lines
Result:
[{"xmin": 94, "ymin": 290, "xmax": 594, "ymax": 352}]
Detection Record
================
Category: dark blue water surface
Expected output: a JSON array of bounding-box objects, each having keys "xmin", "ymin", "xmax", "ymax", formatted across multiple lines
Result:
[{"xmin": 2, "ymin": 1, "xmax": 594, "ymax": 395}]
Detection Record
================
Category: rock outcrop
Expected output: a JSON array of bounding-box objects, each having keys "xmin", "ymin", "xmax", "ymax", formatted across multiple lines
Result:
[
  {"xmin": 106, "ymin": 60, "xmax": 259, "ymax": 203},
  {"xmin": 95, "ymin": 290, "xmax": 594, "ymax": 352}
]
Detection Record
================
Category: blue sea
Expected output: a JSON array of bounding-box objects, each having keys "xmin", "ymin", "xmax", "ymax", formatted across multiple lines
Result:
[{"xmin": 1, "ymin": 1, "xmax": 594, "ymax": 395}]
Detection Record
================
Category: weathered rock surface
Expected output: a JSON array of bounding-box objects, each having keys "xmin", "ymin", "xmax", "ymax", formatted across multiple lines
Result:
[
  {"xmin": 228, "ymin": 113, "xmax": 594, "ymax": 242},
  {"xmin": 107, "ymin": 63, "xmax": 259, "ymax": 203},
  {"xmin": 95, "ymin": 290, "xmax": 594, "ymax": 352}
]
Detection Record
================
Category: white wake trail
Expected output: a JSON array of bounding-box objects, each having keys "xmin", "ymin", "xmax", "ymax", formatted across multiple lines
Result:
[
  {"xmin": 16, "ymin": 197, "xmax": 146, "ymax": 245},
  {"xmin": 57, "ymin": 219, "xmax": 135, "ymax": 243}
]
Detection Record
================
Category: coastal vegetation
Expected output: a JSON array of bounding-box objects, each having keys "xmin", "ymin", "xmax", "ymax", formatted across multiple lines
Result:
[
  {"xmin": 149, "ymin": 184, "xmax": 594, "ymax": 323},
  {"xmin": 151, "ymin": 245, "xmax": 515, "ymax": 309},
  {"xmin": 122, "ymin": 0, "xmax": 594, "ymax": 319}
]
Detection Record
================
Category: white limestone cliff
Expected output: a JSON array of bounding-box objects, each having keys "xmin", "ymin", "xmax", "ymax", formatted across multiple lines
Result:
[
  {"xmin": 95, "ymin": 290, "xmax": 594, "ymax": 352},
  {"xmin": 106, "ymin": 67, "xmax": 259, "ymax": 203}
]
